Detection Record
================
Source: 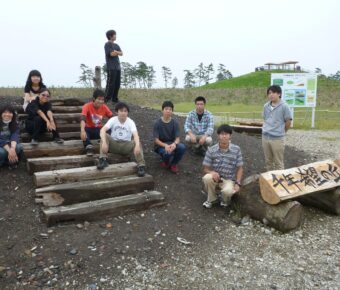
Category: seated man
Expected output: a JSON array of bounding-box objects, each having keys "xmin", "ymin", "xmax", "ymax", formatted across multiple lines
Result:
[
  {"xmin": 153, "ymin": 101, "xmax": 186, "ymax": 173},
  {"xmin": 97, "ymin": 102, "xmax": 145, "ymax": 177},
  {"xmin": 25, "ymin": 88, "xmax": 64, "ymax": 145},
  {"xmin": 202, "ymin": 124, "xmax": 243, "ymax": 208},
  {"xmin": 184, "ymin": 96, "xmax": 214, "ymax": 155},
  {"xmin": 80, "ymin": 89, "xmax": 113, "ymax": 156}
]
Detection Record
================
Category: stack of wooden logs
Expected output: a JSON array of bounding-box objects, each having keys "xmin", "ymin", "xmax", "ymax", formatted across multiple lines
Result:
[{"xmin": 19, "ymin": 99, "xmax": 165, "ymax": 226}]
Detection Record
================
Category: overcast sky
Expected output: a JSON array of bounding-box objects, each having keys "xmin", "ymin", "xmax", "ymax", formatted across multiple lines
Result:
[{"xmin": 0, "ymin": 0, "xmax": 339, "ymax": 88}]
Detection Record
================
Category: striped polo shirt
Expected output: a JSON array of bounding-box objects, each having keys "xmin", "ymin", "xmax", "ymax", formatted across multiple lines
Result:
[{"xmin": 203, "ymin": 143, "xmax": 243, "ymax": 180}]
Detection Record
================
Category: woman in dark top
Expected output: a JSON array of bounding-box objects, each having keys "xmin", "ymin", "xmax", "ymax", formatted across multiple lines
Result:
[
  {"xmin": 25, "ymin": 88, "xmax": 64, "ymax": 145},
  {"xmin": 23, "ymin": 70, "xmax": 46, "ymax": 111},
  {"xmin": 0, "ymin": 105, "xmax": 22, "ymax": 169}
]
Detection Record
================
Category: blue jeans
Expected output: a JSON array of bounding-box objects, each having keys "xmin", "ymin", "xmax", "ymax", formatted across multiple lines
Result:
[
  {"xmin": 155, "ymin": 143, "xmax": 186, "ymax": 165},
  {"xmin": 83, "ymin": 127, "xmax": 101, "ymax": 147},
  {"xmin": 0, "ymin": 144, "xmax": 23, "ymax": 166}
]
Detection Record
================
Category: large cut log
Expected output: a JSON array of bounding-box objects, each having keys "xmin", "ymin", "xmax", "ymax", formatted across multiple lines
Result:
[
  {"xmin": 260, "ymin": 158, "xmax": 340, "ymax": 204},
  {"xmin": 297, "ymin": 187, "xmax": 340, "ymax": 215},
  {"xmin": 22, "ymin": 140, "xmax": 99, "ymax": 158},
  {"xmin": 43, "ymin": 191, "xmax": 166, "ymax": 226},
  {"xmin": 18, "ymin": 113, "xmax": 82, "ymax": 123},
  {"xmin": 35, "ymin": 174, "xmax": 154, "ymax": 206},
  {"xmin": 21, "ymin": 131, "xmax": 80, "ymax": 142},
  {"xmin": 20, "ymin": 123, "xmax": 81, "ymax": 133},
  {"xmin": 234, "ymin": 174, "xmax": 304, "ymax": 232},
  {"xmin": 238, "ymin": 121, "xmax": 263, "ymax": 127},
  {"xmin": 50, "ymin": 98, "xmax": 86, "ymax": 106},
  {"xmin": 34, "ymin": 162, "xmax": 138, "ymax": 187},
  {"xmin": 14, "ymin": 105, "xmax": 82, "ymax": 114},
  {"xmin": 27, "ymin": 154, "xmax": 129, "ymax": 174},
  {"xmin": 231, "ymin": 125, "xmax": 262, "ymax": 135}
]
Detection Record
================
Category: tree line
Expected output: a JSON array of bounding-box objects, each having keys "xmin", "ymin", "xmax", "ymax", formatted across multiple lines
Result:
[{"xmin": 77, "ymin": 62, "xmax": 233, "ymax": 88}]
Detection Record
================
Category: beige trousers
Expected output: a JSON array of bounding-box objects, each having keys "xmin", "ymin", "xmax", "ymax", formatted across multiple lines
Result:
[
  {"xmin": 100, "ymin": 134, "xmax": 145, "ymax": 166},
  {"xmin": 185, "ymin": 134, "xmax": 212, "ymax": 149},
  {"xmin": 202, "ymin": 173, "xmax": 235, "ymax": 203},
  {"xmin": 262, "ymin": 137, "xmax": 284, "ymax": 171}
]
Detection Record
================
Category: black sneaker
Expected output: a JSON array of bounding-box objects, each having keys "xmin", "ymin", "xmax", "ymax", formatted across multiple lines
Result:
[
  {"xmin": 137, "ymin": 165, "xmax": 146, "ymax": 177},
  {"xmin": 8, "ymin": 162, "xmax": 18, "ymax": 170},
  {"xmin": 31, "ymin": 139, "xmax": 39, "ymax": 145},
  {"xmin": 97, "ymin": 157, "xmax": 109, "ymax": 170},
  {"xmin": 85, "ymin": 144, "xmax": 94, "ymax": 156},
  {"xmin": 54, "ymin": 137, "xmax": 64, "ymax": 144}
]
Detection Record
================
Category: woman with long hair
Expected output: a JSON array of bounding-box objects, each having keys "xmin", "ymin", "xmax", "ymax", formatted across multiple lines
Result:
[
  {"xmin": 23, "ymin": 70, "xmax": 46, "ymax": 111},
  {"xmin": 0, "ymin": 105, "xmax": 22, "ymax": 169},
  {"xmin": 25, "ymin": 88, "xmax": 64, "ymax": 145}
]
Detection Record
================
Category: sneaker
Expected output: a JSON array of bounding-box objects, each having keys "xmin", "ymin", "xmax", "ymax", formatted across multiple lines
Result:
[
  {"xmin": 97, "ymin": 157, "xmax": 109, "ymax": 170},
  {"xmin": 170, "ymin": 164, "xmax": 179, "ymax": 173},
  {"xmin": 85, "ymin": 144, "xmax": 94, "ymax": 156},
  {"xmin": 203, "ymin": 200, "xmax": 218, "ymax": 209},
  {"xmin": 54, "ymin": 137, "xmax": 64, "ymax": 144},
  {"xmin": 137, "ymin": 165, "xmax": 146, "ymax": 177},
  {"xmin": 220, "ymin": 201, "xmax": 230, "ymax": 207},
  {"xmin": 31, "ymin": 139, "xmax": 39, "ymax": 145},
  {"xmin": 8, "ymin": 162, "xmax": 18, "ymax": 170},
  {"xmin": 160, "ymin": 161, "xmax": 170, "ymax": 168}
]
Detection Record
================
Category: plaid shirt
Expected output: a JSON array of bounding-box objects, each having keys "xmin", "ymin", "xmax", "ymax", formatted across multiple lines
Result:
[
  {"xmin": 184, "ymin": 110, "xmax": 214, "ymax": 136},
  {"xmin": 203, "ymin": 143, "xmax": 243, "ymax": 180}
]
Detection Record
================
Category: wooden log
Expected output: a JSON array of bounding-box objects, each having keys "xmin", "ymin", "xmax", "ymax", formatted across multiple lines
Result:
[
  {"xmin": 35, "ymin": 174, "xmax": 155, "ymax": 206},
  {"xmin": 231, "ymin": 125, "xmax": 262, "ymax": 135},
  {"xmin": 43, "ymin": 191, "xmax": 166, "ymax": 226},
  {"xmin": 27, "ymin": 154, "xmax": 129, "ymax": 174},
  {"xmin": 238, "ymin": 121, "xmax": 263, "ymax": 127},
  {"xmin": 50, "ymin": 98, "xmax": 86, "ymax": 106},
  {"xmin": 18, "ymin": 113, "xmax": 82, "ymax": 123},
  {"xmin": 260, "ymin": 158, "xmax": 340, "ymax": 205},
  {"xmin": 34, "ymin": 162, "xmax": 138, "ymax": 187},
  {"xmin": 14, "ymin": 105, "xmax": 82, "ymax": 114},
  {"xmin": 20, "ymin": 123, "xmax": 81, "ymax": 133},
  {"xmin": 297, "ymin": 187, "xmax": 340, "ymax": 215},
  {"xmin": 22, "ymin": 140, "xmax": 99, "ymax": 158},
  {"xmin": 21, "ymin": 131, "xmax": 80, "ymax": 142},
  {"xmin": 234, "ymin": 174, "xmax": 304, "ymax": 232}
]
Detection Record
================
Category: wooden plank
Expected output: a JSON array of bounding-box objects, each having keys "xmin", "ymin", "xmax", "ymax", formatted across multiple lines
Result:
[
  {"xmin": 231, "ymin": 125, "xmax": 262, "ymax": 135},
  {"xmin": 43, "ymin": 191, "xmax": 166, "ymax": 226},
  {"xmin": 27, "ymin": 154, "xmax": 129, "ymax": 174},
  {"xmin": 260, "ymin": 158, "xmax": 340, "ymax": 205},
  {"xmin": 234, "ymin": 174, "xmax": 303, "ymax": 232},
  {"xmin": 50, "ymin": 98, "xmax": 86, "ymax": 106},
  {"xmin": 34, "ymin": 162, "xmax": 137, "ymax": 187},
  {"xmin": 21, "ymin": 131, "xmax": 80, "ymax": 142},
  {"xmin": 18, "ymin": 113, "xmax": 82, "ymax": 123},
  {"xmin": 238, "ymin": 121, "xmax": 263, "ymax": 127},
  {"xmin": 22, "ymin": 140, "xmax": 99, "ymax": 158},
  {"xmin": 35, "ymin": 174, "xmax": 155, "ymax": 206},
  {"xmin": 14, "ymin": 105, "xmax": 82, "ymax": 114},
  {"xmin": 20, "ymin": 123, "xmax": 80, "ymax": 133}
]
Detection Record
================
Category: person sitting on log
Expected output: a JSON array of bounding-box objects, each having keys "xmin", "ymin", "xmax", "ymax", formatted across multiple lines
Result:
[
  {"xmin": 80, "ymin": 89, "xmax": 113, "ymax": 156},
  {"xmin": 97, "ymin": 102, "xmax": 146, "ymax": 177},
  {"xmin": 23, "ymin": 70, "xmax": 46, "ymax": 112},
  {"xmin": 184, "ymin": 96, "xmax": 214, "ymax": 156},
  {"xmin": 153, "ymin": 101, "xmax": 186, "ymax": 173},
  {"xmin": 202, "ymin": 124, "xmax": 243, "ymax": 208},
  {"xmin": 0, "ymin": 105, "xmax": 23, "ymax": 169},
  {"xmin": 25, "ymin": 88, "xmax": 64, "ymax": 145}
]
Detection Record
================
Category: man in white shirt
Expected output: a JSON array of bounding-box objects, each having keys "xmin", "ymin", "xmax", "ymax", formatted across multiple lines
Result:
[{"xmin": 97, "ymin": 102, "xmax": 145, "ymax": 177}]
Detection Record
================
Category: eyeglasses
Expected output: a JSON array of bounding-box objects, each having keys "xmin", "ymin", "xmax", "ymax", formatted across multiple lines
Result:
[{"xmin": 41, "ymin": 93, "xmax": 50, "ymax": 97}]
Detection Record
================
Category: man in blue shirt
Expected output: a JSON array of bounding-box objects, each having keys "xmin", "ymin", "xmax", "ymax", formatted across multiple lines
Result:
[{"xmin": 184, "ymin": 96, "xmax": 214, "ymax": 156}]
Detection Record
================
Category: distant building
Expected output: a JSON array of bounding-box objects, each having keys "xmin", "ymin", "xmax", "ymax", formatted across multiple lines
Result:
[{"xmin": 255, "ymin": 61, "xmax": 300, "ymax": 72}]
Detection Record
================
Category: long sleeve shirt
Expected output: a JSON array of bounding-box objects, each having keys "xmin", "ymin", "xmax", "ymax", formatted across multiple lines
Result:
[{"xmin": 184, "ymin": 109, "xmax": 214, "ymax": 136}]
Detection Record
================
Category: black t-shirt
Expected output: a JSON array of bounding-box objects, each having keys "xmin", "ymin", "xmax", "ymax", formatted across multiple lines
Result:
[
  {"xmin": 104, "ymin": 41, "xmax": 121, "ymax": 70},
  {"xmin": 26, "ymin": 97, "xmax": 52, "ymax": 120},
  {"xmin": 197, "ymin": 112, "xmax": 203, "ymax": 122},
  {"xmin": 24, "ymin": 84, "xmax": 46, "ymax": 94},
  {"xmin": 153, "ymin": 118, "xmax": 180, "ymax": 149}
]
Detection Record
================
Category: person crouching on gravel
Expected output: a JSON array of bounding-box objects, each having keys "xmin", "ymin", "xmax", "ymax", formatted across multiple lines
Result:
[
  {"xmin": 184, "ymin": 96, "xmax": 214, "ymax": 156},
  {"xmin": 80, "ymin": 89, "xmax": 113, "ymax": 156},
  {"xmin": 25, "ymin": 88, "xmax": 64, "ymax": 145},
  {"xmin": 202, "ymin": 124, "xmax": 243, "ymax": 209},
  {"xmin": 97, "ymin": 102, "xmax": 146, "ymax": 177},
  {"xmin": 153, "ymin": 101, "xmax": 186, "ymax": 173},
  {"xmin": 0, "ymin": 105, "xmax": 23, "ymax": 169}
]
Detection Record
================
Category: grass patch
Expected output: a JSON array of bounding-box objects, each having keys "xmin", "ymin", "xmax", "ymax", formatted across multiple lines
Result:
[{"xmin": 319, "ymin": 137, "xmax": 340, "ymax": 142}]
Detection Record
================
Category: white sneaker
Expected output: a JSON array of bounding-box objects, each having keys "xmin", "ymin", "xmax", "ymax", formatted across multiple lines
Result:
[
  {"xmin": 220, "ymin": 201, "xmax": 230, "ymax": 207},
  {"xmin": 203, "ymin": 200, "xmax": 217, "ymax": 208}
]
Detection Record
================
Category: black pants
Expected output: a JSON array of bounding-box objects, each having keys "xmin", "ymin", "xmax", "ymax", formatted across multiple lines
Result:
[
  {"xmin": 25, "ymin": 116, "xmax": 60, "ymax": 140},
  {"xmin": 105, "ymin": 69, "xmax": 121, "ymax": 102}
]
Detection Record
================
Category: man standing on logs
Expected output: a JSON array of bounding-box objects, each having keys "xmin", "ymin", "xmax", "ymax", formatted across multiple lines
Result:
[
  {"xmin": 202, "ymin": 124, "xmax": 243, "ymax": 208},
  {"xmin": 97, "ymin": 102, "xmax": 146, "ymax": 177},
  {"xmin": 262, "ymin": 85, "xmax": 292, "ymax": 171},
  {"xmin": 104, "ymin": 29, "xmax": 123, "ymax": 103},
  {"xmin": 184, "ymin": 96, "xmax": 214, "ymax": 156},
  {"xmin": 80, "ymin": 89, "xmax": 113, "ymax": 156}
]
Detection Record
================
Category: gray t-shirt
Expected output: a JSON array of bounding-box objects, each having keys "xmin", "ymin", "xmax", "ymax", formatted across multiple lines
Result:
[
  {"xmin": 262, "ymin": 100, "xmax": 292, "ymax": 139},
  {"xmin": 104, "ymin": 41, "xmax": 121, "ymax": 70},
  {"xmin": 153, "ymin": 118, "xmax": 180, "ymax": 149}
]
